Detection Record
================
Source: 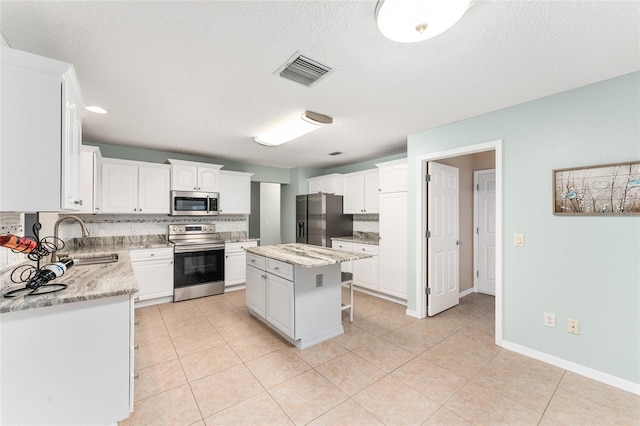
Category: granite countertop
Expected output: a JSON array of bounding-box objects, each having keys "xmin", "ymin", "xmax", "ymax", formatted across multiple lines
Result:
[
  {"xmin": 246, "ymin": 243, "xmax": 372, "ymax": 268},
  {"xmin": 225, "ymin": 238, "xmax": 260, "ymax": 243},
  {"xmin": 0, "ymin": 249, "xmax": 138, "ymax": 314},
  {"xmin": 331, "ymin": 235, "xmax": 380, "ymax": 246}
]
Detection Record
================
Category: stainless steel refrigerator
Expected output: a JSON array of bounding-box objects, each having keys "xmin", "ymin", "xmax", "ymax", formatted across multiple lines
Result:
[{"xmin": 296, "ymin": 194, "xmax": 353, "ymax": 247}]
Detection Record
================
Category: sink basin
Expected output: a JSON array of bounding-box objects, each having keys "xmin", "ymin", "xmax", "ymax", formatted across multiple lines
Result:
[{"xmin": 72, "ymin": 253, "xmax": 119, "ymax": 266}]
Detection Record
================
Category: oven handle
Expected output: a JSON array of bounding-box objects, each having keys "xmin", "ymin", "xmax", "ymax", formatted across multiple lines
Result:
[{"xmin": 174, "ymin": 244, "xmax": 225, "ymax": 254}]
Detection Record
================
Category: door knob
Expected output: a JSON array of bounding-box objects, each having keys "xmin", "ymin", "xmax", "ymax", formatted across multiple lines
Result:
[{"xmin": 456, "ymin": 240, "xmax": 462, "ymax": 245}]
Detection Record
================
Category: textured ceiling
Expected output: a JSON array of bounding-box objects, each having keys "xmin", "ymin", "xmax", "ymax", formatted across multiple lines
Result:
[{"xmin": 1, "ymin": 1, "xmax": 638, "ymax": 168}]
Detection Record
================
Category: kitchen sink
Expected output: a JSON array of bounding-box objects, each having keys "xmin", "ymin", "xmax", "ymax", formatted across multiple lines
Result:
[{"xmin": 72, "ymin": 253, "xmax": 119, "ymax": 265}]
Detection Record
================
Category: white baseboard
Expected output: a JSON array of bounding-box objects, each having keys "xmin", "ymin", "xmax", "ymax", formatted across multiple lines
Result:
[
  {"xmin": 459, "ymin": 287, "xmax": 474, "ymax": 298},
  {"xmin": 405, "ymin": 309, "xmax": 421, "ymax": 319},
  {"xmin": 502, "ymin": 340, "xmax": 640, "ymax": 395}
]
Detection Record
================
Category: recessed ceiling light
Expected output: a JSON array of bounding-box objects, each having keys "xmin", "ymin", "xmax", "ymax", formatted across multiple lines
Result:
[{"xmin": 86, "ymin": 105, "xmax": 109, "ymax": 114}]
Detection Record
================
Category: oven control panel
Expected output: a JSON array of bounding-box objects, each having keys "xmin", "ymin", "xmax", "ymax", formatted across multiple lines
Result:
[{"xmin": 169, "ymin": 223, "xmax": 216, "ymax": 235}]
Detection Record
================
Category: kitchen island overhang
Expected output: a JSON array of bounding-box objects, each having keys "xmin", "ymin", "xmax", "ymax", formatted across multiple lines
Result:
[{"xmin": 244, "ymin": 243, "xmax": 371, "ymax": 349}]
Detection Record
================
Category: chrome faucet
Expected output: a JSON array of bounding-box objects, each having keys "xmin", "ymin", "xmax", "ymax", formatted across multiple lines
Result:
[{"xmin": 51, "ymin": 215, "xmax": 90, "ymax": 263}]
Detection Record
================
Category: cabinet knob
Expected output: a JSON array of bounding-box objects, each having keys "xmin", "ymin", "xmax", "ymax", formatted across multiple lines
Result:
[
  {"xmin": 134, "ymin": 373, "xmax": 139, "ymax": 380},
  {"xmin": 251, "ymin": 259, "xmax": 255, "ymax": 263},
  {"xmin": 274, "ymin": 266, "xmax": 279, "ymax": 270},
  {"xmin": 74, "ymin": 199, "xmax": 83, "ymax": 205},
  {"xmin": 226, "ymin": 255, "xmax": 228, "ymax": 259},
  {"xmin": 194, "ymin": 187, "xmax": 197, "ymax": 190},
  {"xmin": 150, "ymin": 253, "xmax": 154, "ymax": 256},
  {"xmin": 133, "ymin": 208, "xmax": 137, "ymax": 212},
  {"xmin": 134, "ymin": 320, "xmax": 140, "ymax": 325},
  {"xmin": 134, "ymin": 344, "xmax": 139, "ymax": 350},
  {"xmin": 261, "ymin": 275, "xmax": 267, "ymax": 279}
]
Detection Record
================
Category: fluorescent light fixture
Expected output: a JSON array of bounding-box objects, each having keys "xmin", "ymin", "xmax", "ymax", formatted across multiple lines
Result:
[
  {"xmin": 375, "ymin": 0, "xmax": 473, "ymax": 43},
  {"xmin": 86, "ymin": 105, "xmax": 109, "ymax": 114},
  {"xmin": 254, "ymin": 111, "xmax": 333, "ymax": 147}
]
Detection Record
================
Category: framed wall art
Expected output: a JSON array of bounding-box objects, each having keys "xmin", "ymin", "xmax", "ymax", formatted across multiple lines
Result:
[{"xmin": 553, "ymin": 161, "xmax": 640, "ymax": 216}]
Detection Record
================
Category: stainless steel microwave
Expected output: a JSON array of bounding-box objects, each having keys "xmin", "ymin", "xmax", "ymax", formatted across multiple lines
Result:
[{"xmin": 170, "ymin": 191, "xmax": 219, "ymax": 216}]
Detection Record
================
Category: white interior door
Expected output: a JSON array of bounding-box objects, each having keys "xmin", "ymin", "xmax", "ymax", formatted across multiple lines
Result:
[
  {"xmin": 427, "ymin": 162, "xmax": 460, "ymax": 316},
  {"xmin": 475, "ymin": 170, "xmax": 496, "ymax": 295}
]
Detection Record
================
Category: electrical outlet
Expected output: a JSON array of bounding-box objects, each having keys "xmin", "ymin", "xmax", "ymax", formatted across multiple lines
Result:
[
  {"xmin": 316, "ymin": 274, "xmax": 323, "ymax": 287},
  {"xmin": 568, "ymin": 319, "xmax": 580, "ymax": 335},
  {"xmin": 514, "ymin": 234, "xmax": 524, "ymax": 247},
  {"xmin": 544, "ymin": 312, "xmax": 555, "ymax": 328}
]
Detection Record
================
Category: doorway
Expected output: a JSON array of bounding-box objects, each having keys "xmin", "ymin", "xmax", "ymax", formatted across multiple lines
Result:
[{"xmin": 415, "ymin": 139, "xmax": 503, "ymax": 345}]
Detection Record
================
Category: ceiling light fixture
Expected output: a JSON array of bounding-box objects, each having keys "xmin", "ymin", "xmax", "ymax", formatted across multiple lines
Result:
[
  {"xmin": 86, "ymin": 105, "xmax": 109, "ymax": 114},
  {"xmin": 375, "ymin": 0, "xmax": 473, "ymax": 43},
  {"xmin": 254, "ymin": 111, "xmax": 333, "ymax": 147}
]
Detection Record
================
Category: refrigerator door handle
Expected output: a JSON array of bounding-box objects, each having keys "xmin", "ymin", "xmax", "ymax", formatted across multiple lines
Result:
[{"xmin": 298, "ymin": 221, "xmax": 305, "ymax": 238}]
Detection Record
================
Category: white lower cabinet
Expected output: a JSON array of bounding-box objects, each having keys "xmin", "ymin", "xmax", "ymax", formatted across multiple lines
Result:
[
  {"xmin": 265, "ymin": 272, "xmax": 295, "ymax": 338},
  {"xmin": 353, "ymin": 243, "xmax": 379, "ymax": 291},
  {"xmin": 0, "ymin": 295, "xmax": 133, "ymax": 425},
  {"xmin": 130, "ymin": 247, "xmax": 174, "ymax": 306},
  {"xmin": 225, "ymin": 241, "xmax": 258, "ymax": 288},
  {"xmin": 332, "ymin": 240, "xmax": 389, "ymax": 296},
  {"xmin": 246, "ymin": 264, "xmax": 266, "ymax": 317},
  {"xmin": 245, "ymin": 255, "xmax": 295, "ymax": 339}
]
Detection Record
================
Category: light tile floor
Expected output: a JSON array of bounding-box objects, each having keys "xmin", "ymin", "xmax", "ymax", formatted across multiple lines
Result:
[{"xmin": 121, "ymin": 290, "xmax": 640, "ymax": 425}]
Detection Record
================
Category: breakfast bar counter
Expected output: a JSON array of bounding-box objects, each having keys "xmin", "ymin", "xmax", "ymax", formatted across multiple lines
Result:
[{"xmin": 245, "ymin": 243, "xmax": 371, "ymax": 349}]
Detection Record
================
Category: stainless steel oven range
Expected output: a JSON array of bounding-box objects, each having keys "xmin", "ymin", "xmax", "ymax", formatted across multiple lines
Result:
[{"xmin": 169, "ymin": 223, "xmax": 225, "ymax": 302}]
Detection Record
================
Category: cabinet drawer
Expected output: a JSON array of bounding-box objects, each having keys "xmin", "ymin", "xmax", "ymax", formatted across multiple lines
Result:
[
  {"xmin": 266, "ymin": 258, "xmax": 294, "ymax": 281},
  {"xmin": 353, "ymin": 243, "xmax": 378, "ymax": 256},
  {"xmin": 331, "ymin": 241, "xmax": 353, "ymax": 251},
  {"xmin": 130, "ymin": 247, "xmax": 173, "ymax": 262},
  {"xmin": 226, "ymin": 241, "xmax": 257, "ymax": 253},
  {"xmin": 246, "ymin": 253, "xmax": 266, "ymax": 270}
]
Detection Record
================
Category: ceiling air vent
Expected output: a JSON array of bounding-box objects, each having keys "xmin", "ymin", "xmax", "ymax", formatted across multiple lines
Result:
[{"xmin": 276, "ymin": 52, "xmax": 332, "ymax": 87}]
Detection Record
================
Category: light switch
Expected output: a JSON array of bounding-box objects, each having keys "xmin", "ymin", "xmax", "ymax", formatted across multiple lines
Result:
[{"xmin": 514, "ymin": 234, "xmax": 524, "ymax": 247}]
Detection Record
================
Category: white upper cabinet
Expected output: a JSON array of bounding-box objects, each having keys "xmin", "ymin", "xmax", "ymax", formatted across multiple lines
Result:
[
  {"xmin": 219, "ymin": 170, "xmax": 253, "ymax": 214},
  {"xmin": 101, "ymin": 158, "xmax": 170, "ymax": 214},
  {"xmin": 0, "ymin": 46, "xmax": 86, "ymax": 212},
  {"xmin": 376, "ymin": 158, "xmax": 407, "ymax": 193},
  {"xmin": 166, "ymin": 159, "xmax": 222, "ymax": 192},
  {"xmin": 79, "ymin": 146, "xmax": 102, "ymax": 214},
  {"xmin": 343, "ymin": 170, "xmax": 379, "ymax": 214},
  {"xmin": 307, "ymin": 174, "xmax": 343, "ymax": 195}
]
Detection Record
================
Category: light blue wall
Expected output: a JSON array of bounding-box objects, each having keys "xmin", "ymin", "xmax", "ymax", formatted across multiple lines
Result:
[
  {"xmin": 324, "ymin": 152, "xmax": 406, "ymax": 175},
  {"xmin": 280, "ymin": 167, "xmax": 324, "ymax": 243},
  {"xmin": 407, "ymin": 72, "xmax": 640, "ymax": 384},
  {"xmin": 84, "ymin": 141, "xmax": 291, "ymax": 184}
]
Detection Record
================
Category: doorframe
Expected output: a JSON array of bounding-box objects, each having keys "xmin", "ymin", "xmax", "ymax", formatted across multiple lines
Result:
[
  {"xmin": 473, "ymin": 168, "xmax": 496, "ymax": 295},
  {"xmin": 415, "ymin": 139, "xmax": 503, "ymax": 346}
]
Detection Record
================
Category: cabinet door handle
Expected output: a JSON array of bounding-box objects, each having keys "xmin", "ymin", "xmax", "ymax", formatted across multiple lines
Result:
[
  {"xmin": 274, "ymin": 266, "xmax": 279, "ymax": 270},
  {"xmin": 150, "ymin": 253, "xmax": 155, "ymax": 257},
  {"xmin": 251, "ymin": 259, "xmax": 256, "ymax": 263},
  {"xmin": 74, "ymin": 199, "xmax": 83, "ymax": 205},
  {"xmin": 134, "ymin": 320, "xmax": 139, "ymax": 325}
]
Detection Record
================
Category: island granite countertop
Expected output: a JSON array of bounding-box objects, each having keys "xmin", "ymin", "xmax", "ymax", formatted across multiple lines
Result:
[{"xmin": 246, "ymin": 243, "xmax": 372, "ymax": 268}]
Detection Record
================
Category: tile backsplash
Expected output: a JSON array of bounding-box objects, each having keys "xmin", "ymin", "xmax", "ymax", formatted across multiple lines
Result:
[
  {"xmin": 353, "ymin": 214, "xmax": 379, "ymax": 235},
  {"xmin": 57, "ymin": 214, "xmax": 248, "ymax": 240}
]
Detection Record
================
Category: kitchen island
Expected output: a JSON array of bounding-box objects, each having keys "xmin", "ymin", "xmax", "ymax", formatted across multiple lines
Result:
[{"xmin": 245, "ymin": 243, "xmax": 371, "ymax": 349}]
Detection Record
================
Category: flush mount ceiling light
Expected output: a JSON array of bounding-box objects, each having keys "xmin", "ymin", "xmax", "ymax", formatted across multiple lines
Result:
[
  {"xmin": 86, "ymin": 105, "xmax": 109, "ymax": 114},
  {"xmin": 375, "ymin": 0, "xmax": 473, "ymax": 43},
  {"xmin": 254, "ymin": 111, "xmax": 333, "ymax": 147}
]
